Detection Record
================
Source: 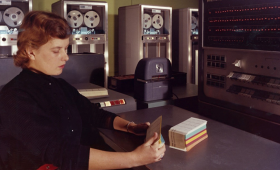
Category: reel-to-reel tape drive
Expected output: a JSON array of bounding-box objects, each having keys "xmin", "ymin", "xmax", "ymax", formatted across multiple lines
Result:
[
  {"xmin": 66, "ymin": 7, "xmax": 103, "ymax": 35},
  {"xmin": 52, "ymin": 0, "xmax": 106, "ymax": 39},
  {"xmin": 143, "ymin": 12, "xmax": 164, "ymax": 35},
  {"xmin": 52, "ymin": 0, "xmax": 109, "ymax": 88},
  {"xmin": 52, "ymin": 0, "xmax": 108, "ymax": 47},
  {"xmin": 172, "ymin": 8, "xmax": 198, "ymax": 84},
  {"xmin": 118, "ymin": 4, "xmax": 172, "ymax": 75},
  {"xmin": 0, "ymin": 0, "xmax": 32, "ymax": 47},
  {"xmin": 1, "ymin": 7, "xmax": 24, "ymax": 30},
  {"xmin": 191, "ymin": 12, "xmax": 199, "ymax": 35},
  {"xmin": 67, "ymin": 10, "xmax": 100, "ymax": 29}
]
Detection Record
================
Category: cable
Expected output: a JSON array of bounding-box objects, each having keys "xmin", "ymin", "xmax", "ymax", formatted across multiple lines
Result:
[{"xmin": 173, "ymin": 92, "xmax": 179, "ymax": 99}]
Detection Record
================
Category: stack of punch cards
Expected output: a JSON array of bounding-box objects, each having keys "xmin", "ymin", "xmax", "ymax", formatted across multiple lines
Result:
[{"xmin": 169, "ymin": 117, "xmax": 208, "ymax": 151}]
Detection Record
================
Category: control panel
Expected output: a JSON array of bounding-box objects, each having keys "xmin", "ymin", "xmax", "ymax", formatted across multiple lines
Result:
[
  {"xmin": 97, "ymin": 99, "xmax": 126, "ymax": 108},
  {"xmin": 199, "ymin": 0, "xmax": 280, "ymax": 143},
  {"xmin": 203, "ymin": 0, "xmax": 280, "ymax": 51},
  {"xmin": 69, "ymin": 34, "xmax": 106, "ymax": 44},
  {"xmin": 202, "ymin": 47, "xmax": 280, "ymax": 117},
  {"xmin": 142, "ymin": 34, "xmax": 169, "ymax": 43},
  {"xmin": 0, "ymin": 36, "xmax": 17, "ymax": 45}
]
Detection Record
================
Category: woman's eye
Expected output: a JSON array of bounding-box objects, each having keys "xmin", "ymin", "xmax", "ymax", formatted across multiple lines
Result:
[{"xmin": 53, "ymin": 51, "xmax": 59, "ymax": 53}]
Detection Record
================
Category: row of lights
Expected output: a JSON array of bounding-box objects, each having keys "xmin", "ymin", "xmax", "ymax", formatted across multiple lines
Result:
[
  {"xmin": 209, "ymin": 16, "xmax": 280, "ymax": 23},
  {"xmin": 209, "ymin": 39, "xmax": 244, "ymax": 42},
  {"xmin": 208, "ymin": 37, "xmax": 280, "ymax": 44},
  {"xmin": 209, "ymin": 4, "xmax": 280, "ymax": 14},
  {"xmin": 208, "ymin": 37, "xmax": 244, "ymax": 42},
  {"xmin": 209, "ymin": 27, "xmax": 280, "ymax": 32}
]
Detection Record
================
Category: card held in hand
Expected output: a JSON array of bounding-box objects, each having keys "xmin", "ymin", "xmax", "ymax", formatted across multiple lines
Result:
[{"xmin": 146, "ymin": 116, "xmax": 165, "ymax": 148}]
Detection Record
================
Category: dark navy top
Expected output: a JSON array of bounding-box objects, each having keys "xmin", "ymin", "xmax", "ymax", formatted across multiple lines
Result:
[{"xmin": 0, "ymin": 69, "xmax": 117, "ymax": 170}]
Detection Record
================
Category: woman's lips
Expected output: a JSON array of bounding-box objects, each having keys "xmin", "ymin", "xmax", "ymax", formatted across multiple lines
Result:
[{"xmin": 59, "ymin": 65, "xmax": 65, "ymax": 69}]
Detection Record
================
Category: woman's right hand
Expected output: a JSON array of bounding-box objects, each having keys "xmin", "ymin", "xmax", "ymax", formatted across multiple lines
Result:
[
  {"xmin": 130, "ymin": 132, "xmax": 166, "ymax": 167},
  {"xmin": 88, "ymin": 132, "xmax": 166, "ymax": 170}
]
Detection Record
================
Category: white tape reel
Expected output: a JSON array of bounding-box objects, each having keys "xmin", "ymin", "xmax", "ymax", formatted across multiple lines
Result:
[
  {"xmin": 143, "ymin": 13, "xmax": 152, "ymax": 29},
  {"xmin": 191, "ymin": 16, "xmax": 198, "ymax": 29},
  {"xmin": 84, "ymin": 11, "xmax": 100, "ymax": 28},
  {"xmin": 152, "ymin": 14, "xmax": 164, "ymax": 29},
  {"xmin": 67, "ymin": 10, "xmax": 83, "ymax": 28},
  {"xmin": 3, "ymin": 7, "xmax": 24, "ymax": 27}
]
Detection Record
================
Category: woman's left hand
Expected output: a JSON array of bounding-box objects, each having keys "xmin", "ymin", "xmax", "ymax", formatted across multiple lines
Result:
[{"xmin": 128, "ymin": 122, "xmax": 150, "ymax": 136}]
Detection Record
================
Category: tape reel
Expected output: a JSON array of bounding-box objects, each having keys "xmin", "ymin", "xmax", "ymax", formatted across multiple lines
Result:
[
  {"xmin": 152, "ymin": 14, "xmax": 164, "ymax": 29},
  {"xmin": 191, "ymin": 16, "xmax": 198, "ymax": 29},
  {"xmin": 84, "ymin": 11, "xmax": 100, "ymax": 28},
  {"xmin": 143, "ymin": 13, "xmax": 152, "ymax": 29},
  {"xmin": 3, "ymin": 7, "xmax": 24, "ymax": 27},
  {"xmin": 0, "ymin": 12, "xmax": 2, "ymax": 23},
  {"xmin": 67, "ymin": 10, "xmax": 83, "ymax": 28}
]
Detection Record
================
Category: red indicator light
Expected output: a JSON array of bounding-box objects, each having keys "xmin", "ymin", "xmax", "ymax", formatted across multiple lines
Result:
[
  {"xmin": 119, "ymin": 99, "xmax": 125, "ymax": 104},
  {"xmin": 110, "ymin": 101, "xmax": 115, "ymax": 106},
  {"xmin": 114, "ymin": 100, "xmax": 120, "ymax": 105}
]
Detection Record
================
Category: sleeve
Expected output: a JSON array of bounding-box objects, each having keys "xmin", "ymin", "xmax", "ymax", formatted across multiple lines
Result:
[
  {"xmin": 0, "ymin": 87, "xmax": 89, "ymax": 170},
  {"xmin": 62, "ymin": 80, "xmax": 118, "ymax": 130}
]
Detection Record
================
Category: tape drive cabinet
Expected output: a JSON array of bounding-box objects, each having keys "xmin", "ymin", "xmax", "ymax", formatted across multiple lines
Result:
[
  {"xmin": 0, "ymin": 0, "xmax": 32, "ymax": 55},
  {"xmin": 118, "ymin": 4, "xmax": 172, "ymax": 75},
  {"xmin": 52, "ymin": 0, "xmax": 109, "ymax": 87},
  {"xmin": 52, "ymin": 0, "xmax": 107, "ymax": 46}
]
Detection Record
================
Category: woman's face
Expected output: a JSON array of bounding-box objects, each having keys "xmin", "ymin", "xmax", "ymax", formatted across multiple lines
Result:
[{"xmin": 28, "ymin": 37, "xmax": 69, "ymax": 75}]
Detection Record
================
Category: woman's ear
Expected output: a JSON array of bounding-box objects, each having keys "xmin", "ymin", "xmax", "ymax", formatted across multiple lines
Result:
[{"xmin": 26, "ymin": 47, "xmax": 36, "ymax": 60}]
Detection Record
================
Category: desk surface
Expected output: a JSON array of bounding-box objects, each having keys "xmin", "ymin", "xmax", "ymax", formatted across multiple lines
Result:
[
  {"xmin": 99, "ymin": 105, "xmax": 280, "ymax": 170},
  {"xmin": 72, "ymin": 83, "xmax": 137, "ymax": 114}
]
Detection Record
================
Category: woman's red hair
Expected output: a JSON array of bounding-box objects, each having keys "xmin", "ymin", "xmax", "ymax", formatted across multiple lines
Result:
[{"xmin": 13, "ymin": 11, "xmax": 71, "ymax": 68}]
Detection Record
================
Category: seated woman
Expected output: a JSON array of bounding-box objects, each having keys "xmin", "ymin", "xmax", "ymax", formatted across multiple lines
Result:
[{"xmin": 0, "ymin": 11, "xmax": 165, "ymax": 170}]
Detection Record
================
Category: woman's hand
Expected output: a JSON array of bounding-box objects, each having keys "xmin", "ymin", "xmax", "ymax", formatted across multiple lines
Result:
[
  {"xmin": 88, "ymin": 132, "xmax": 166, "ymax": 169},
  {"xmin": 113, "ymin": 117, "xmax": 150, "ymax": 136},
  {"xmin": 128, "ymin": 122, "xmax": 150, "ymax": 136},
  {"xmin": 130, "ymin": 132, "xmax": 166, "ymax": 166}
]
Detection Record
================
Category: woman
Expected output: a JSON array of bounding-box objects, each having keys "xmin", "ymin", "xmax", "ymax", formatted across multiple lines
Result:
[{"xmin": 0, "ymin": 11, "xmax": 165, "ymax": 170}]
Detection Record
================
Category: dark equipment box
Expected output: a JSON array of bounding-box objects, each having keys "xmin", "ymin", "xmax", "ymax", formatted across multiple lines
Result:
[
  {"xmin": 172, "ymin": 71, "xmax": 187, "ymax": 86},
  {"xmin": 134, "ymin": 58, "xmax": 173, "ymax": 102},
  {"xmin": 108, "ymin": 74, "xmax": 134, "ymax": 93}
]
